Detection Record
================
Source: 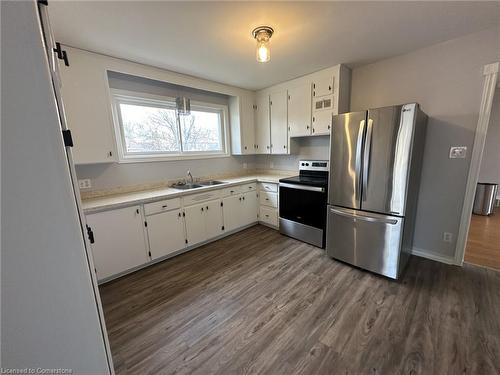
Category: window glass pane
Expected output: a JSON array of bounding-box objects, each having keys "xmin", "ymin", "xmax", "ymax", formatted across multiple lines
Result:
[
  {"xmin": 119, "ymin": 102, "xmax": 180, "ymax": 153},
  {"xmin": 179, "ymin": 109, "xmax": 223, "ymax": 152}
]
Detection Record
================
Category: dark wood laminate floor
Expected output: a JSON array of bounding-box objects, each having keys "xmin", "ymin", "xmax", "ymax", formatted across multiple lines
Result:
[{"xmin": 100, "ymin": 225, "xmax": 500, "ymax": 375}]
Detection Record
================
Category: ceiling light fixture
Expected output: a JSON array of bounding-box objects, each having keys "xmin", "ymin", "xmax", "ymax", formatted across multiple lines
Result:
[{"xmin": 252, "ymin": 26, "xmax": 274, "ymax": 63}]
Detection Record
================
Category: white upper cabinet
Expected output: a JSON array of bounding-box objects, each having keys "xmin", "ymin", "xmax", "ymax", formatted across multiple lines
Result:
[
  {"xmin": 59, "ymin": 47, "xmax": 116, "ymax": 164},
  {"xmin": 255, "ymin": 94, "xmax": 271, "ymax": 154},
  {"xmin": 270, "ymin": 90, "xmax": 288, "ymax": 154},
  {"xmin": 288, "ymin": 83, "xmax": 312, "ymax": 137},
  {"xmin": 312, "ymin": 74, "xmax": 334, "ymax": 98},
  {"xmin": 229, "ymin": 93, "xmax": 255, "ymax": 155},
  {"xmin": 86, "ymin": 205, "xmax": 148, "ymax": 281}
]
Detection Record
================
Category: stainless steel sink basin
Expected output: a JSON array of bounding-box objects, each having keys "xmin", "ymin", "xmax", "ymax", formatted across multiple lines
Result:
[
  {"xmin": 171, "ymin": 183, "xmax": 203, "ymax": 190},
  {"xmin": 199, "ymin": 180, "xmax": 226, "ymax": 186}
]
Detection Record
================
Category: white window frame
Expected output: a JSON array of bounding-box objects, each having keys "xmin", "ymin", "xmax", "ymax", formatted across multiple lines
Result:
[{"xmin": 110, "ymin": 89, "xmax": 230, "ymax": 163}]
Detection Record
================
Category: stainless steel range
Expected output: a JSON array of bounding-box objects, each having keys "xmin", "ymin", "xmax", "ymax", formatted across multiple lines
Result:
[{"xmin": 279, "ymin": 160, "xmax": 329, "ymax": 248}]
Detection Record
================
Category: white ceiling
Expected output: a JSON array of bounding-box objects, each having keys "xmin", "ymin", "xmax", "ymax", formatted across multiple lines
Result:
[{"xmin": 49, "ymin": 1, "xmax": 500, "ymax": 90}]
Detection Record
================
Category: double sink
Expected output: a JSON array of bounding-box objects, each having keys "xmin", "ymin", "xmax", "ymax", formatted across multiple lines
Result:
[{"xmin": 172, "ymin": 180, "xmax": 226, "ymax": 190}]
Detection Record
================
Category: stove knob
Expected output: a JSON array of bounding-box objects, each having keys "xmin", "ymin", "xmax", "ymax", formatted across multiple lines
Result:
[
  {"xmin": 306, "ymin": 163, "xmax": 309, "ymax": 166},
  {"xmin": 301, "ymin": 163, "xmax": 305, "ymax": 166}
]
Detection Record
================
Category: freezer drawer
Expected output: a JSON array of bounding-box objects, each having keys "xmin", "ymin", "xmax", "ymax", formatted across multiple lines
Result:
[{"xmin": 326, "ymin": 206, "xmax": 404, "ymax": 279}]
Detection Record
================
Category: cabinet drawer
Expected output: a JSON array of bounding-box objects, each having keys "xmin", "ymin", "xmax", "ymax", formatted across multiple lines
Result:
[
  {"xmin": 183, "ymin": 190, "xmax": 221, "ymax": 206},
  {"xmin": 144, "ymin": 197, "xmax": 181, "ymax": 216},
  {"xmin": 259, "ymin": 206, "xmax": 278, "ymax": 227},
  {"xmin": 260, "ymin": 191, "xmax": 278, "ymax": 208},
  {"xmin": 220, "ymin": 185, "xmax": 243, "ymax": 197},
  {"xmin": 259, "ymin": 182, "xmax": 278, "ymax": 193},
  {"xmin": 241, "ymin": 183, "xmax": 257, "ymax": 192}
]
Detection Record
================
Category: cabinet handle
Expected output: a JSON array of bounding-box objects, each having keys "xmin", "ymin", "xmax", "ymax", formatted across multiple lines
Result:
[
  {"xmin": 242, "ymin": 196, "xmax": 245, "ymax": 200},
  {"xmin": 162, "ymin": 205, "xmax": 168, "ymax": 209},
  {"xmin": 206, "ymin": 206, "xmax": 209, "ymax": 210},
  {"xmin": 267, "ymin": 145, "xmax": 270, "ymax": 149},
  {"xmin": 108, "ymin": 151, "xmax": 113, "ymax": 157},
  {"xmin": 244, "ymin": 146, "xmax": 247, "ymax": 150},
  {"xmin": 283, "ymin": 145, "xmax": 286, "ymax": 149},
  {"xmin": 312, "ymin": 117, "xmax": 315, "ymax": 122},
  {"xmin": 312, "ymin": 128, "xmax": 315, "ymax": 133},
  {"xmin": 329, "ymin": 85, "xmax": 332, "ymax": 91},
  {"xmin": 136, "ymin": 208, "xmax": 139, "ymax": 214},
  {"xmin": 307, "ymin": 125, "xmax": 310, "ymax": 129},
  {"xmin": 328, "ymin": 125, "xmax": 331, "ymax": 130},
  {"xmin": 239, "ymin": 197, "xmax": 242, "ymax": 201},
  {"xmin": 178, "ymin": 212, "xmax": 181, "ymax": 217},
  {"xmin": 201, "ymin": 207, "xmax": 204, "ymax": 212},
  {"xmin": 265, "ymin": 214, "xmax": 269, "ymax": 217}
]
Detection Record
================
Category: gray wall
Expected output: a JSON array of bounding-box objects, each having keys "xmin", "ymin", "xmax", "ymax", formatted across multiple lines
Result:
[
  {"xmin": 77, "ymin": 72, "xmax": 254, "ymax": 191},
  {"xmin": 2, "ymin": 2, "xmax": 111, "ymax": 372},
  {"xmin": 350, "ymin": 26, "xmax": 500, "ymax": 259},
  {"xmin": 479, "ymin": 88, "xmax": 500, "ymax": 191}
]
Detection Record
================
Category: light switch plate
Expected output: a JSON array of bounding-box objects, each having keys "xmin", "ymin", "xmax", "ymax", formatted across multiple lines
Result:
[
  {"xmin": 78, "ymin": 179, "xmax": 92, "ymax": 189},
  {"xmin": 449, "ymin": 146, "xmax": 467, "ymax": 159}
]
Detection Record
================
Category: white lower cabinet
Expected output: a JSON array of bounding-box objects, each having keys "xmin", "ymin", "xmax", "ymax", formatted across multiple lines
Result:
[
  {"xmin": 86, "ymin": 205, "xmax": 149, "ymax": 280},
  {"xmin": 184, "ymin": 200, "xmax": 223, "ymax": 246},
  {"xmin": 222, "ymin": 194, "xmax": 242, "ymax": 232},
  {"xmin": 146, "ymin": 209, "xmax": 185, "ymax": 260},
  {"xmin": 241, "ymin": 191, "xmax": 258, "ymax": 226}
]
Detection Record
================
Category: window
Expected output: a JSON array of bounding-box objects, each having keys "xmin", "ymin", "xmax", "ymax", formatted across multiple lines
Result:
[{"xmin": 112, "ymin": 90, "xmax": 228, "ymax": 162}]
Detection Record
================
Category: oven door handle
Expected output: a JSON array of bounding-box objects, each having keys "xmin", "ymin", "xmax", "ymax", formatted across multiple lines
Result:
[{"xmin": 279, "ymin": 183, "xmax": 325, "ymax": 193}]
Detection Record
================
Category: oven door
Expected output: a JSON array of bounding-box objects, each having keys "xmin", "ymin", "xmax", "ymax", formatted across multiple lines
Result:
[{"xmin": 279, "ymin": 183, "xmax": 327, "ymax": 229}]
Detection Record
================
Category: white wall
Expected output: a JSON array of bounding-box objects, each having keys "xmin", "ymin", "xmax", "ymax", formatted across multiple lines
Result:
[
  {"xmin": 479, "ymin": 88, "xmax": 500, "ymax": 192},
  {"xmin": 76, "ymin": 72, "xmax": 254, "ymax": 191},
  {"xmin": 350, "ymin": 26, "xmax": 500, "ymax": 260},
  {"xmin": 1, "ymin": 1, "xmax": 111, "ymax": 371}
]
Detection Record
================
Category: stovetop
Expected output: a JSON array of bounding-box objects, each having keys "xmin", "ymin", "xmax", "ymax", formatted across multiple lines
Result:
[{"xmin": 279, "ymin": 175, "xmax": 328, "ymax": 188}]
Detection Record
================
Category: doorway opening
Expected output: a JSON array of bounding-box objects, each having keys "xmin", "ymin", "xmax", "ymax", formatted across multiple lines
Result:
[{"xmin": 464, "ymin": 86, "xmax": 500, "ymax": 270}]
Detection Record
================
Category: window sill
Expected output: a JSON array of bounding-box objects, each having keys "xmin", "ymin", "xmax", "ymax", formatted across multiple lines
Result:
[{"xmin": 117, "ymin": 152, "xmax": 231, "ymax": 164}]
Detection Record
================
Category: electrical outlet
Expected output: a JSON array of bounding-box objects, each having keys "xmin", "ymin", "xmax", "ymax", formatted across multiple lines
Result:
[
  {"xmin": 449, "ymin": 146, "xmax": 467, "ymax": 159},
  {"xmin": 270, "ymin": 161, "xmax": 274, "ymax": 169},
  {"xmin": 443, "ymin": 232, "xmax": 453, "ymax": 243},
  {"xmin": 78, "ymin": 179, "xmax": 92, "ymax": 189},
  {"xmin": 243, "ymin": 162, "xmax": 248, "ymax": 169}
]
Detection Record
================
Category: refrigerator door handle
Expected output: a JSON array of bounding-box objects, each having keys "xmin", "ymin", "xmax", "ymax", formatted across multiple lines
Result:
[
  {"xmin": 329, "ymin": 207, "xmax": 398, "ymax": 225},
  {"xmin": 362, "ymin": 118, "xmax": 373, "ymax": 201},
  {"xmin": 355, "ymin": 120, "xmax": 366, "ymax": 198}
]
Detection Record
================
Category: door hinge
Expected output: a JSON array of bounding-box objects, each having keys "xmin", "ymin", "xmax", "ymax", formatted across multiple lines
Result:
[
  {"xmin": 148, "ymin": 251, "xmax": 151, "ymax": 257},
  {"xmin": 185, "ymin": 239, "xmax": 188, "ymax": 244},
  {"xmin": 61, "ymin": 50, "xmax": 69, "ymax": 66},
  {"xmin": 62, "ymin": 129, "xmax": 73, "ymax": 147},
  {"xmin": 86, "ymin": 225, "xmax": 95, "ymax": 244},
  {"xmin": 144, "ymin": 221, "xmax": 148, "ymax": 227}
]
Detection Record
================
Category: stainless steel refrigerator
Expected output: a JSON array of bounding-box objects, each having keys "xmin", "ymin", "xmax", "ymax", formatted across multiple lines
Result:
[{"xmin": 326, "ymin": 103, "xmax": 427, "ymax": 279}]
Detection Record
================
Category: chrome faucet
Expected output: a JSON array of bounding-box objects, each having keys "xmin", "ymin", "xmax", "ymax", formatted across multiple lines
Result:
[{"xmin": 187, "ymin": 170, "xmax": 194, "ymax": 184}]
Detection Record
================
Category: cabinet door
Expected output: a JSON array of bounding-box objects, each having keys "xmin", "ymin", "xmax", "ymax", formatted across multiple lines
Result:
[
  {"xmin": 241, "ymin": 95, "xmax": 256, "ymax": 154},
  {"xmin": 241, "ymin": 191, "xmax": 258, "ymax": 226},
  {"xmin": 313, "ymin": 74, "xmax": 334, "ymax": 98},
  {"xmin": 147, "ymin": 209, "xmax": 185, "ymax": 260},
  {"xmin": 223, "ymin": 195, "xmax": 242, "ymax": 232},
  {"xmin": 288, "ymin": 83, "xmax": 312, "ymax": 137},
  {"xmin": 86, "ymin": 205, "xmax": 148, "ymax": 280},
  {"xmin": 312, "ymin": 109, "xmax": 332, "ymax": 135},
  {"xmin": 59, "ymin": 47, "xmax": 116, "ymax": 164},
  {"xmin": 184, "ymin": 203, "xmax": 206, "ymax": 246},
  {"xmin": 270, "ymin": 90, "xmax": 288, "ymax": 154},
  {"xmin": 204, "ymin": 199, "xmax": 224, "ymax": 239},
  {"xmin": 255, "ymin": 95, "xmax": 270, "ymax": 154}
]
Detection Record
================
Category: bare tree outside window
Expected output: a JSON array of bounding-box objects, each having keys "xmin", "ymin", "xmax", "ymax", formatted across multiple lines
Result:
[{"xmin": 116, "ymin": 97, "xmax": 225, "ymax": 159}]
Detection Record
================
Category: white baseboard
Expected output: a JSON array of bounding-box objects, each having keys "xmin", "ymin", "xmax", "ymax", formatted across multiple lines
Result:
[{"xmin": 410, "ymin": 247, "xmax": 458, "ymax": 265}]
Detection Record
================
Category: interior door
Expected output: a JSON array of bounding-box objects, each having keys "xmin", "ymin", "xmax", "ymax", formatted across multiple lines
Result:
[
  {"xmin": 326, "ymin": 206, "xmax": 404, "ymax": 279},
  {"xmin": 362, "ymin": 105, "xmax": 414, "ymax": 216},
  {"xmin": 204, "ymin": 199, "xmax": 224, "ymax": 239},
  {"xmin": 184, "ymin": 203, "xmax": 206, "ymax": 246},
  {"xmin": 255, "ymin": 94, "xmax": 270, "ymax": 153},
  {"xmin": 147, "ymin": 209, "xmax": 185, "ymax": 260},
  {"xmin": 270, "ymin": 90, "xmax": 288, "ymax": 154},
  {"xmin": 328, "ymin": 111, "xmax": 367, "ymax": 209}
]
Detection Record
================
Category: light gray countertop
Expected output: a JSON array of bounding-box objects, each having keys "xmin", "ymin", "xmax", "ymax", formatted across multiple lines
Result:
[{"xmin": 81, "ymin": 173, "xmax": 294, "ymax": 214}]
